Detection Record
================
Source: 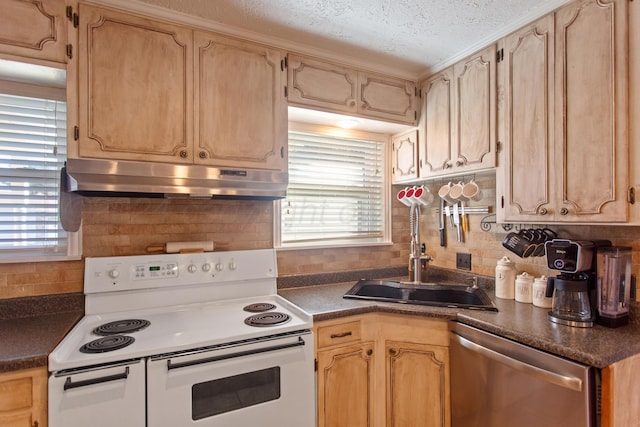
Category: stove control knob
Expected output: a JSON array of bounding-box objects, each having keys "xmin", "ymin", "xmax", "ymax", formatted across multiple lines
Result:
[
  {"xmin": 229, "ymin": 260, "xmax": 237, "ymax": 271},
  {"xmin": 215, "ymin": 262, "xmax": 225, "ymax": 272},
  {"xmin": 187, "ymin": 264, "xmax": 198, "ymax": 273},
  {"xmin": 202, "ymin": 263, "xmax": 212, "ymax": 272},
  {"xmin": 108, "ymin": 269, "xmax": 120, "ymax": 279}
]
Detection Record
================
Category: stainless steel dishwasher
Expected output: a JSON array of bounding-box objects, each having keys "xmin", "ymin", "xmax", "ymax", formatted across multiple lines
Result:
[{"xmin": 450, "ymin": 322, "xmax": 599, "ymax": 427}]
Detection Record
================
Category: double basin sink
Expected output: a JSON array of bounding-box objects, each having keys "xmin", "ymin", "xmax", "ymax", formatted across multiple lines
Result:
[{"xmin": 343, "ymin": 279, "xmax": 497, "ymax": 311}]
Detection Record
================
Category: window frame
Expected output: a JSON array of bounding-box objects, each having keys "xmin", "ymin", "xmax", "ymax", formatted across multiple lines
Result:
[
  {"xmin": 0, "ymin": 66, "xmax": 81, "ymax": 264},
  {"xmin": 275, "ymin": 121, "xmax": 392, "ymax": 250}
]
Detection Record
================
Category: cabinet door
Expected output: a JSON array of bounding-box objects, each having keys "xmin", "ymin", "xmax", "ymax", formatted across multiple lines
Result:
[
  {"xmin": 500, "ymin": 15, "xmax": 555, "ymax": 222},
  {"xmin": 392, "ymin": 130, "xmax": 418, "ymax": 183},
  {"xmin": 287, "ymin": 54, "xmax": 358, "ymax": 115},
  {"xmin": 317, "ymin": 342, "xmax": 375, "ymax": 427},
  {"xmin": 452, "ymin": 44, "xmax": 497, "ymax": 173},
  {"xmin": 0, "ymin": 367, "xmax": 47, "ymax": 427},
  {"xmin": 359, "ymin": 72, "xmax": 417, "ymax": 124},
  {"xmin": 0, "ymin": 0, "xmax": 67, "ymax": 64},
  {"xmin": 418, "ymin": 68, "xmax": 453, "ymax": 177},
  {"xmin": 554, "ymin": 0, "xmax": 628, "ymax": 222},
  {"xmin": 195, "ymin": 32, "xmax": 286, "ymax": 171},
  {"xmin": 77, "ymin": 5, "xmax": 193, "ymax": 163},
  {"xmin": 386, "ymin": 341, "xmax": 450, "ymax": 427}
]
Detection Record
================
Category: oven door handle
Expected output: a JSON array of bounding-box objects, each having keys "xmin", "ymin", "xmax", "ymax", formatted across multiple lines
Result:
[
  {"xmin": 63, "ymin": 366, "xmax": 130, "ymax": 390},
  {"xmin": 167, "ymin": 337, "xmax": 306, "ymax": 371}
]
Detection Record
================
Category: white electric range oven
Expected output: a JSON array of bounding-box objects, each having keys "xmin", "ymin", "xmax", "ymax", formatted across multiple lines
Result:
[{"xmin": 48, "ymin": 249, "xmax": 315, "ymax": 427}]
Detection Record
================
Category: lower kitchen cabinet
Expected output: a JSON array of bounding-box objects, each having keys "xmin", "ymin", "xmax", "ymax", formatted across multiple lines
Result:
[
  {"xmin": 0, "ymin": 367, "xmax": 47, "ymax": 427},
  {"xmin": 317, "ymin": 341, "xmax": 376, "ymax": 427},
  {"xmin": 314, "ymin": 314, "xmax": 450, "ymax": 427},
  {"xmin": 386, "ymin": 341, "xmax": 449, "ymax": 427}
]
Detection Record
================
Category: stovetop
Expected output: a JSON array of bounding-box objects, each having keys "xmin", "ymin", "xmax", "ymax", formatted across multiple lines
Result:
[{"xmin": 48, "ymin": 250, "xmax": 312, "ymax": 372}]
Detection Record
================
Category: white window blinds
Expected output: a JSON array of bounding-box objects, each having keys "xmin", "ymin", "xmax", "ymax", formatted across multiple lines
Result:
[
  {"xmin": 282, "ymin": 131, "xmax": 385, "ymax": 246},
  {"xmin": 0, "ymin": 93, "xmax": 69, "ymax": 256}
]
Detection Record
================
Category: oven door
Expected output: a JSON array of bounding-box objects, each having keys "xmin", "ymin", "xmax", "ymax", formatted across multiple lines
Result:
[
  {"xmin": 48, "ymin": 359, "xmax": 145, "ymax": 427},
  {"xmin": 147, "ymin": 331, "xmax": 315, "ymax": 427}
]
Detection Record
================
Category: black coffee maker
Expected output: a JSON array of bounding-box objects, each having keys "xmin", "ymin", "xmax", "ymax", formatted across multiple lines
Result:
[{"xmin": 544, "ymin": 239, "xmax": 611, "ymax": 327}]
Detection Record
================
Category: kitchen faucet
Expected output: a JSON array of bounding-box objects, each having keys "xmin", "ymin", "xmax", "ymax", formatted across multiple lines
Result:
[{"xmin": 409, "ymin": 202, "xmax": 432, "ymax": 283}]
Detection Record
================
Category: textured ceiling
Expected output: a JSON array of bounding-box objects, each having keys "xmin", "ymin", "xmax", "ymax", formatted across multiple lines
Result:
[{"xmin": 134, "ymin": 0, "xmax": 570, "ymax": 77}]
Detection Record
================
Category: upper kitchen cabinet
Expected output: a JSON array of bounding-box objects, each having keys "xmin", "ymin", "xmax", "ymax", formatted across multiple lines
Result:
[
  {"xmin": 418, "ymin": 67, "xmax": 454, "ymax": 177},
  {"xmin": 76, "ymin": 4, "xmax": 193, "ymax": 163},
  {"xmin": 287, "ymin": 54, "xmax": 418, "ymax": 125},
  {"xmin": 498, "ymin": 0, "xmax": 629, "ymax": 223},
  {"xmin": 499, "ymin": 14, "xmax": 555, "ymax": 223},
  {"xmin": 418, "ymin": 45, "xmax": 497, "ymax": 178},
  {"xmin": 286, "ymin": 54, "xmax": 358, "ymax": 115},
  {"xmin": 391, "ymin": 129, "xmax": 419, "ymax": 183},
  {"xmin": 194, "ymin": 31, "xmax": 287, "ymax": 171},
  {"xmin": 0, "ymin": 0, "xmax": 68, "ymax": 64}
]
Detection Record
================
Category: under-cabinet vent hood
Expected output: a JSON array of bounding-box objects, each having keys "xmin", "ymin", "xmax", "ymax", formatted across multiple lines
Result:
[{"xmin": 63, "ymin": 158, "xmax": 287, "ymax": 199}]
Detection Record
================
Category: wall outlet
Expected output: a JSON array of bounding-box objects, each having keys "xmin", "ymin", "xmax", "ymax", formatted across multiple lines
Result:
[{"xmin": 456, "ymin": 253, "xmax": 472, "ymax": 271}]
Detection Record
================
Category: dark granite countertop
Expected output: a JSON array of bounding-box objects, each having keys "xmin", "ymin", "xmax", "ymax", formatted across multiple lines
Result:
[
  {"xmin": 279, "ymin": 278, "xmax": 640, "ymax": 369},
  {"xmin": 0, "ymin": 293, "xmax": 83, "ymax": 373}
]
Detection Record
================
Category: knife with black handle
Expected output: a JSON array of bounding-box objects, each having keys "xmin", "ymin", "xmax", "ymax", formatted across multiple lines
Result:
[{"xmin": 439, "ymin": 198, "xmax": 446, "ymax": 247}]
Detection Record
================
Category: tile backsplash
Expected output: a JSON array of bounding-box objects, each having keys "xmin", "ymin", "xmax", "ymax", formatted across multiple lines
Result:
[{"xmin": 1, "ymin": 179, "xmax": 639, "ymax": 301}]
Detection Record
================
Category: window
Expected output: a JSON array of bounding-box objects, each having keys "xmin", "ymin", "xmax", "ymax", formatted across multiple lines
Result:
[
  {"xmin": 276, "ymin": 124, "xmax": 389, "ymax": 248},
  {"xmin": 0, "ymin": 60, "xmax": 79, "ymax": 262}
]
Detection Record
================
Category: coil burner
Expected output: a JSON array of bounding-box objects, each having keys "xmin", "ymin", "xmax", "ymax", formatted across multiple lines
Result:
[
  {"xmin": 244, "ymin": 312, "xmax": 291, "ymax": 327},
  {"xmin": 243, "ymin": 303, "xmax": 277, "ymax": 313},
  {"xmin": 92, "ymin": 319, "xmax": 150, "ymax": 336},
  {"xmin": 79, "ymin": 335, "xmax": 135, "ymax": 353}
]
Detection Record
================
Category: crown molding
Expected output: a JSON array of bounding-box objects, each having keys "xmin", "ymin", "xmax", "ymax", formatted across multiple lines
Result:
[
  {"xmin": 83, "ymin": 0, "xmax": 420, "ymax": 80},
  {"xmin": 419, "ymin": 0, "xmax": 574, "ymax": 79},
  {"xmin": 85, "ymin": 0, "xmax": 575, "ymax": 81}
]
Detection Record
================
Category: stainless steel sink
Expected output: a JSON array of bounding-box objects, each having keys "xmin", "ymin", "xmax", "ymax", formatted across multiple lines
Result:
[{"xmin": 343, "ymin": 279, "xmax": 498, "ymax": 311}]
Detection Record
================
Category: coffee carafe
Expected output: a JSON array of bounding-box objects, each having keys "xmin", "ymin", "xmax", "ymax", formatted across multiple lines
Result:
[
  {"xmin": 544, "ymin": 239, "xmax": 611, "ymax": 327},
  {"xmin": 545, "ymin": 273, "xmax": 594, "ymax": 327}
]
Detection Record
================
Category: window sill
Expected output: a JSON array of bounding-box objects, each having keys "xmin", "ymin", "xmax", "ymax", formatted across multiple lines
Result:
[
  {"xmin": 276, "ymin": 240, "xmax": 393, "ymax": 251},
  {"xmin": 0, "ymin": 254, "xmax": 82, "ymax": 264}
]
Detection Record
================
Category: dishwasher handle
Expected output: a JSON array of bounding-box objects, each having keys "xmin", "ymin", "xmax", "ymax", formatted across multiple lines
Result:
[{"xmin": 452, "ymin": 332, "xmax": 583, "ymax": 392}]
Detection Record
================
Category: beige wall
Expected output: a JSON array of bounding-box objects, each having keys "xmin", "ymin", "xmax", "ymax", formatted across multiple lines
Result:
[
  {"xmin": 2, "ymin": 175, "xmax": 640, "ymax": 300},
  {"xmin": 0, "ymin": 196, "xmax": 409, "ymax": 299},
  {"xmin": 414, "ymin": 175, "xmax": 640, "ymax": 286},
  {"xmin": 1, "ymin": 174, "xmax": 640, "ymax": 300}
]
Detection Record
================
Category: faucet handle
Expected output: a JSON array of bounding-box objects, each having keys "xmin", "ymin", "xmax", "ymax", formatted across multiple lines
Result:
[{"xmin": 468, "ymin": 276, "xmax": 479, "ymax": 288}]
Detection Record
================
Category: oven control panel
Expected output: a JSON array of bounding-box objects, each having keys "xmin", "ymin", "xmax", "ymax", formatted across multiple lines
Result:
[
  {"xmin": 84, "ymin": 249, "xmax": 277, "ymax": 294},
  {"xmin": 132, "ymin": 262, "xmax": 179, "ymax": 280}
]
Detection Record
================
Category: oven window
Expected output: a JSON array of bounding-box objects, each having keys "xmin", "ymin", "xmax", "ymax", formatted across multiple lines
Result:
[{"xmin": 192, "ymin": 367, "xmax": 281, "ymax": 420}]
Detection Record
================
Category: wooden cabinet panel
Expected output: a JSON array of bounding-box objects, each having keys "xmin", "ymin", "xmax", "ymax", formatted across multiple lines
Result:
[
  {"xmin": 419, "ymin": 68, "xmax": 453, "ymax": 176},
  {"xmin": 392, "ymin": 130, "xmax": 419, "ymax": 183},
  {"xmin": 287, "ymin": 54, "xmax": 358, "ymax": 114},
  {"xmin": 554, "ymin": 0, "xmax": 628, "ymax": 222},
  {"xmin": 359, "ymin": 72, "xmax": 417, "ymax": 124},
  {"xmin": 0, "ymin": 0, "xmax": 67, "ymax": 64},
  {"xmin": 194, "ymin": 32, "xmax": 286, "ymax": 170},
  {"xmin": 315, "ymin": 314, "xmax": 450, "ymax": 427},
  {"xmin": 417, "ymin": 46, "xmax": 496, "ymax": 179},
  {"xmin": 77, "ymin": 5, "xmax": 193, "ymax": 163},
  {"xmin": 317, "ymin": 341, "xmax": 375, "ymax": 427},
  {"xmin": 499, "ymin": 0, "xmax": 629, "ymax": 223},
  {"xmin": 0, "ymin": 367, "xmax": 47, "ymax": 427},
  {"xmin": 386, "ymin": 341, "xmax": 450, "ymax": 427},
  {"xmin": 501, "ymin": 14, "xmax": 555, "ymax": 222},
  {"xmin": 287, "ymin": 54, "xmax": 417, "ymax": 125},
  {"xmin": 452, "ymin": 44, "xmax": 497, "ymax": 173}
]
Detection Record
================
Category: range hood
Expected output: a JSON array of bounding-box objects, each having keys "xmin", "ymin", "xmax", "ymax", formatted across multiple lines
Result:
[{"xmin": 63, "ymin": 158, "xmax": 288, "ymax": 199}]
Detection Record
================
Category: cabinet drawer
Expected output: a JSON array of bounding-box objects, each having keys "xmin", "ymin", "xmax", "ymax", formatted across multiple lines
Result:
[{"xmin": 317, "ymin": 320, "xmax": 362, "ymax": 348}]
